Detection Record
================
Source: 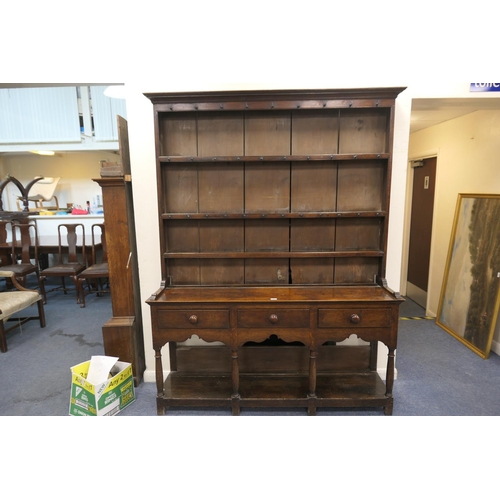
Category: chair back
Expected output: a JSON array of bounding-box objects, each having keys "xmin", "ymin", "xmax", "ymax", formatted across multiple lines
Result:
[
  {"xmin": 11, "ymin": 222, "xmax": 38, "ymax": 265},
  {"xmin": 91, "ymin": 223, "xmax": 107, "ymax": 265},
  {"xmin": 57, "ymin": 223, "xmax": 85, "ymax": 265}
]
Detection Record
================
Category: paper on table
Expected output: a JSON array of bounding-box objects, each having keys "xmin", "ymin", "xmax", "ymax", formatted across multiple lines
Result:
[{"xmin": 86, "ymin": 355, "xmax": 119, "ymax": 385}]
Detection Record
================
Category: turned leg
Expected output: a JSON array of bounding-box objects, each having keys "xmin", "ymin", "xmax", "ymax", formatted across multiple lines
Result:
[
  {"xmin": 385, "ymin": 347, "xmax": 396, "ymax": 398},
  {"xmin": 231, "ymin": 348, "xmax": 240, "ymax": 416},
  {"xmin": 155, "ymin": 346, "xmax": 165, "ymax": 415},
  {"xmin": 308, "ymin": 349, "xmax": 317, "ymax": 416},
  {"xmin": 382, "ymin": 347, "xmax": 396, "ymax": 416}
]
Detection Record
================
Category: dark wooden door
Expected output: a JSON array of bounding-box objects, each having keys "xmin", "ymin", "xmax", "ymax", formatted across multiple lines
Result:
[{"xmin": 407, "ymin": 157, "xmax": 436, "ymax": 307}]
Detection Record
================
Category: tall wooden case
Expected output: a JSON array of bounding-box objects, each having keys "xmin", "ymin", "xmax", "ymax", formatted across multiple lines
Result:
[
  {"xmin": 94, "ymin": 116, "xmax": 145, "ymax": 386},
  {"xmin": 146, "ymin": 88, "xmax": 405, "ymax": 415}
]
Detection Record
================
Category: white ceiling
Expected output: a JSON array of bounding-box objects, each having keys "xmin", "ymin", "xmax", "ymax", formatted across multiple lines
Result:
[{"xmin": 410, "ymin": 97, "xmax": 500, "ymax": 133}]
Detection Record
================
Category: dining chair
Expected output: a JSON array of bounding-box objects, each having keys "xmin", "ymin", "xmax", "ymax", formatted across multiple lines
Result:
[
  {"xmin": 0, "ymin": 222, "xmax": 47, "ymax": 303},
  {"xmin": 76, "ymin": 223, "xmax": 109, "ymax": 308},
  {"xmin": 0, "ymin": 269, "xmax": 46, "ymax": 353},
  {"xmin": 40, "ymin": 223, "xmax": 86, "ymax": 304}
]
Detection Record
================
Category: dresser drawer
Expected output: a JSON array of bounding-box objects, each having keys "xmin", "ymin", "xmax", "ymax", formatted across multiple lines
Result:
[
  {"xmin": 318, "ymin": 308, "xmax": 392, "ymax": 328},
  {"xmin": 157, "ymin": 309, "xmax": 230, "ymax": 329},
  {"xmin": 237, "ymin": 308, "xmax": 310, "ymax": 328}
]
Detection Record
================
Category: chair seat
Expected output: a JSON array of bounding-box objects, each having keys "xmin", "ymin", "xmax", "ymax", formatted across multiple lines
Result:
[
  {"xmin": 1, "ymin": 263, "xmax": 39, "ymax": 276},
  {"xmin": 41, "ymin": 263, "xmax": 86, "ymax": 276},
  {"xmin": 0, "ymin": 291, "xmax": 41, "ymax": 320},
  {"xmin": 79, "ymin": 263, "xmax": 109, "ymax": 279}
]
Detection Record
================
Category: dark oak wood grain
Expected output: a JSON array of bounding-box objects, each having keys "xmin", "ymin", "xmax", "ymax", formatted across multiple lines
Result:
[{"xmin": 146, "ymin": 88, "xmax": 405, "ymax": 415}]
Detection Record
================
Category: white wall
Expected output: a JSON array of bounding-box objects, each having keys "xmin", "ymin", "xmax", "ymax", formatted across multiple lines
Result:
[{"xmin": 408, "ymin": 109, "xmax": 500, "ymax": 351}]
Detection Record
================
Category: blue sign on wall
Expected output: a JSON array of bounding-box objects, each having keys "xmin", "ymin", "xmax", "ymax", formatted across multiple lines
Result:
[{"xmin": 470, "ymin": 83, "xmax": 500, "ymax": 92}]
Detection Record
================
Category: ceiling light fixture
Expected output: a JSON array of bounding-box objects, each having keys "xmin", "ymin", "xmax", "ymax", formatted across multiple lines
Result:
[
  {"xmin": 29, "ymin": 150, "xmax": 55, "ymax": 156},
  {"xmin": 103, "ymin": 85, "xmax": 126, "ymax": 99}
]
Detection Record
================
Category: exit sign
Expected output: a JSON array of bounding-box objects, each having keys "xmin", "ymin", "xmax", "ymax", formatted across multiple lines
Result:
[{"xmin": 470, "ymin": 83, "xmax": 500, "ymax": 92}]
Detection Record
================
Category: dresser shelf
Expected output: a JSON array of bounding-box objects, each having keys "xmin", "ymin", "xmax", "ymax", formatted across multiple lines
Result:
[
  {"xmin": 159, "ymin": 153, "xmax": 390, "ymax": 162},
  {"xmin": 146, "ymin": 87, "xmax": 405, "ymax": 415}
]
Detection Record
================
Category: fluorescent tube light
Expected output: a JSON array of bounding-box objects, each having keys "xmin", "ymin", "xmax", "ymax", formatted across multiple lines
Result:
[{"xmin": 29, "ymin": 150, "xmax": 55, "ymax": 156}]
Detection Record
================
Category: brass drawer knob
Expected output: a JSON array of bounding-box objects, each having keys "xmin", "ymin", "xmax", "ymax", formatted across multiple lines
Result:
[
  {"xmin": 269, "ymin": 314, "xmax": 279, "ymax": 324},
  {"xmin": 350, "ymin": 313, "xmax": 361, "ymax": 324},
  {"xmin": 189, "ymin": 314, "xmax": 198, "ymax": 324}
]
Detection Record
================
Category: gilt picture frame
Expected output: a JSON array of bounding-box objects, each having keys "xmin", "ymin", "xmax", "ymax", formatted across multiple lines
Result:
[{"xmin": 437, "ymin": 193, "xmax": 500, "ymax": 358}]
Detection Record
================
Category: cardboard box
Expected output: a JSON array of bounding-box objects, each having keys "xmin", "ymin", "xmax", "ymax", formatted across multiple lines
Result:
[{"xmin": 69, "ymin": 356, "xmax": 135, "ymax": 416}]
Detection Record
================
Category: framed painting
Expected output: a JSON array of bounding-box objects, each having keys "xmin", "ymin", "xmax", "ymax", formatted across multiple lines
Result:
[{"xmin": 437, "ymin": 193, "xmax": 500, "ymax": 359}]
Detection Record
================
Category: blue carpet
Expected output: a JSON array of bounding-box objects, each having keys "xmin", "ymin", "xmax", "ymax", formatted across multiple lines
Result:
[{"xmin": 1, "ymin": 282, "xmax": 500, "ymax": 417}]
